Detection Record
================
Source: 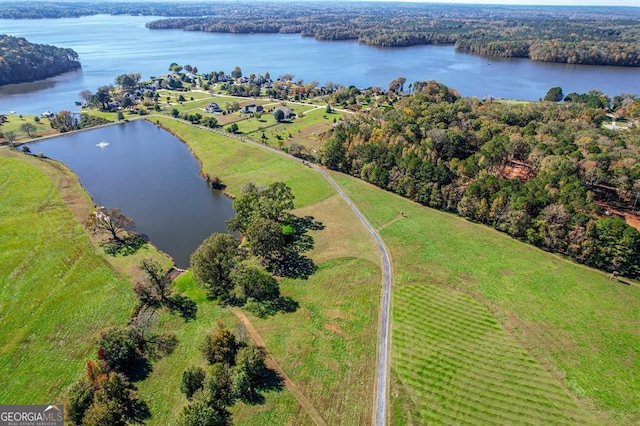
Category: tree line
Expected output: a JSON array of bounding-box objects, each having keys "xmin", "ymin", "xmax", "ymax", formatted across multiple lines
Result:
[
  {"xmin": 0, "ymin": 35, "xmax": 80, "ymax": 85},
  {"xmin": 3, "ymin": 3, "xmax": 638, "ymax": 67},
  {"xmin": 144, "ymin": 3, "xmax": 640, "ymax": 67},
  {"xmin": 320, "ymin": 81, "xmax": 640, "ymax": 278}
]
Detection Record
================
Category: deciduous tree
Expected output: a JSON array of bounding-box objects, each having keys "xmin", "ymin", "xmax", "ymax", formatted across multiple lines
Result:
[
  {"xmin": 230, "ymin": 265, "xmax": 279, "ymax": 303},
  {"xmin": 87, "ymin": 207, "xmax": 136, "ymax": 243},
  {"xmin": 200, "ymin": 321, "xmax": 240, "ymax": 366},
  {"xmin": 544, "ymin": 86, "xmax": 564, "ymax": 102},
  {"xmin": 134, "ymin": 259, "xmax": 172, "ymax": 308},
  {"xmin": 231, "ymin": 66, "xmax": 242, "ymax": 80},
  {"xmin": 232, "ymin": 345, "xmax": 268, "ymax": 401},
  {"xmin": 19, "ymin": 122, "xmax": 36, "ymax": 137},
  {"xmin": 190, "ymin": 233, "xmax": 240, "ymax": 299},
  {"xmin": 245, "ymin": 218, "xmax": 287, "ymax": 268},
  {"xmin": 181, "ymin": 366, "xmax": 206, "ymax": 400}
]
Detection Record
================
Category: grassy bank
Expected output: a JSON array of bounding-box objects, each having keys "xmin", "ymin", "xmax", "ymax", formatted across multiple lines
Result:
[
  {"xmin": 153, "ymin": 117, "xmax": 334, "ymax": 207},
  {"xmin": 0, "ymin": 114, "xmax": 56, "ymax": 143},
  {"xmin": 331, "ymin": 171, "xmax": 639, "ymax": 424},
  {"xmin": 0, "ymin": 151, "xmax": 136, "ymax": 403},
  {"xmin": 135, "ymin": 119, "xmax": 382, "ymax": 424}
]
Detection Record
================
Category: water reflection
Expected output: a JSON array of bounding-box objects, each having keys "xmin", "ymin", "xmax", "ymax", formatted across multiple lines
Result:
[{"xmin": 26, "ymin": 120, "xmax": 235, "ymax": 268}]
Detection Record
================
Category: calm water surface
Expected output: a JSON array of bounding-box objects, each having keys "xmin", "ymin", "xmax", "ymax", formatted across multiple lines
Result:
[
  {"xmin": 27, "ymin": 120, "xmax": 235, "ymax": 268},
  {"xmin": 2, "ymin": 15, "xmax": 640, "ymax": 115}
]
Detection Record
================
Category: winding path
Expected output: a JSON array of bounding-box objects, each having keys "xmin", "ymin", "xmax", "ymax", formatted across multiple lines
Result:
[
  {"xmin": 169, "ymin": 116, "xmax": 394, "ymax": 425},
  {"xmin": 311, "ymin": 165, "xmax": 392, "ymax": 426},
  {"xmin": 228, "ymin": 307, "xmax": 328, "ymax": 426}
]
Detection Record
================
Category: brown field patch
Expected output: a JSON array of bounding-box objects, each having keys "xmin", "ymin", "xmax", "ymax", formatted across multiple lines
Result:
[{"xmin": 323, "ymin": 323, "xmax": 344, "ymax": 336}]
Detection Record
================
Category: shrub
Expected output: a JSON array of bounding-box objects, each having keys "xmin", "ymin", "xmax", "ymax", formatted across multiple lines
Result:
[{"xmin": 181, "ymin": 366, "xmax": 206, "ymax": 400}]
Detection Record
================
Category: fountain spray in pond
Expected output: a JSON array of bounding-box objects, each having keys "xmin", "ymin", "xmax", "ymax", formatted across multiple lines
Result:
[{"xmin": 96, "ymin": 141, "xmax": 110, "ymax": 148}]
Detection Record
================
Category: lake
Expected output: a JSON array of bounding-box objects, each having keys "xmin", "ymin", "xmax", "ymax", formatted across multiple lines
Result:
[
  {"xmin": 26, "ymin": 120, "xmax": 235, "ymax": 268},
  {"xmin": 2, "ymin": 14, "xmax": 640, "ymax": 115}
]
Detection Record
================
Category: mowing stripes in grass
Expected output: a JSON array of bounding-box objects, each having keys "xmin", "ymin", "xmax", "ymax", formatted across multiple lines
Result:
[{"xmin": 393, "ymin": 285, "xmax": 595, "ymax": 425}]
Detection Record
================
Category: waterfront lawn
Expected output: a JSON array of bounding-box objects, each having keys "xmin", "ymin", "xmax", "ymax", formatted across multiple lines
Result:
[
  {"xmin": 0, "ymin": 115, "xmax": 55, "ymax": 142},
  {"xmin": 153, "ymin": 117, "xmax": 334, "ymax": 207},
  {"xmin": 234, "ymin": 105, "xmax": 343, "ymax": 152},
  {"xmin": 0, "ymin": 152, "xmax": 136, "ymax": 404},
  {"xmin": 330, "ymin": 171, "xmax": 640, "ymax": 424},
  {"xmin": 138, "ymin": 118, "xmax": 381, "ymax": 423}
]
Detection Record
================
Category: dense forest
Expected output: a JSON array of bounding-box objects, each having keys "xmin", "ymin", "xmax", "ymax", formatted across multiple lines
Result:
[
  {"xmin": 145, "ymin": 3, "xmax": 640, "ymax": 67},
  {"xmin": 0, "ymin": 2, "xmax": 638, "ymax": 67},
  {"xmin": 320, "ymin": 82, "xmax": 640, "ymax": 278},
  {"xmin": 0, "ymin": 35, "xmax": 80, "ymax": 85}
]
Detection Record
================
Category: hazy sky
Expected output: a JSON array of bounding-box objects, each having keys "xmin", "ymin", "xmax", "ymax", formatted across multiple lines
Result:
[
  {"xmin": 373, "ymin": 0, "xmax": 638, "ymax": 6},
  {"xmin": 0, "ymin": 0, "xmax": 636, "ymax": 6}
]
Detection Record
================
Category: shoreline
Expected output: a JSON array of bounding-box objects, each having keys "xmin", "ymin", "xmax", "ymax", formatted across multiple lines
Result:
[{"xmin": 5, "ymin": 130, "xmax": 179, "ymax": 274}]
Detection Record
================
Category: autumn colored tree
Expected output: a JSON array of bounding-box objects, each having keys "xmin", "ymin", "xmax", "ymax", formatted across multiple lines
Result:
[{"xmin": 200, "ymin": 321, "xmax": 240, "ymax": 366}]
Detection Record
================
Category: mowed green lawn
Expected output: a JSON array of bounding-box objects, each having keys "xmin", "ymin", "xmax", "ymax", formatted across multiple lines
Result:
[
  {"xmin": 0, "ymin": 115, "xmax": 56, "ymax": 142},
  {"xmin": 0, "ymin": 152, "xmax": 136, "ymax": 403},
  {"xmin": 136, "ymin": 273, "xmax": 310, "ymax": 425},
  {"xmin": 134, "ymin": 119, "xmax": 381, "ymax": 424},
  {"xmin": 153, "ymin": 117, "xmax": 334, "ymax": 207},
  {"xmin": 243, "ymin": 257, "xmax": 380, "ymax": 425},
  {"xmin": 330, "ymin": 172, "xmax": 639, "ymax": 425}
]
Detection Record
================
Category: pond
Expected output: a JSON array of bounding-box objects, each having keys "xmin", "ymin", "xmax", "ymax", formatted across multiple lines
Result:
[{"xmin": 27, "ymin": 120, "xmax": 235, "ymax": 268}]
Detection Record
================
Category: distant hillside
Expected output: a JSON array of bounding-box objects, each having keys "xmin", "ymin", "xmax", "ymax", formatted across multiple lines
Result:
[{"xmin": 0, "ymin": 35, "xmax": 80, "ymax": 85}]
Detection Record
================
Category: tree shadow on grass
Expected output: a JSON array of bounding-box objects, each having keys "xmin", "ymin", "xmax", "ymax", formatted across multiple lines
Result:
[
  {"xmin": 238, "ymin": 368, "xmax": 285, "ymax": 406},
  {"xmin": 258, "ymin": 368, "xmax": 285, "ymax": 393},
  {"xmin": 122, "ymin": 357, "xmax": 152, "ymax": 382},
  {"xmin": 244, "ymin": 296, "xmax": 299, "ymax": 318},
  {"xmin": 294, "ymin": 215, "xmax": 325, "ymax": 232},
  {"xmin": 274, "ymin": 253, "xmax": 318, "ymax": 279},
  {"xmin": 166, "ymin": 294, "xmax": 198, "ymax": 321},
  {"xmin": 125, "ymin": 393, "xmax": 151, "ymax": 423},
  {"xmin": 102, "ymin": 234, "xmax": 148, "ymax": 256}
]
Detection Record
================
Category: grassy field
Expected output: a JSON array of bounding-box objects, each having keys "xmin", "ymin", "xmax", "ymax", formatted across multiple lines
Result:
[
  {"xmin": 130, "ymin": 118, "xmax": 382, "ymax": 424},
  {"xmin": 0, "ymin": 114, "xmax": 56, "ymax": 142},
  {"xmin": 330, "ymin": 171, "xmax": 640, "ymax": 424},
  {"xmin": 146, "ymin": 273, "xmax": 316, "ymax": 426},
  {"xmin": 0, "ymin": 151, "xmax": 137, "ymax": 403},
  {"xmin": 246, "ymin": 257, "xmax": 380, "ymax": 425},
  {"xmin": 239, "ymin": 106, "xmax": 343, "ymax": 152},
  {"xmin": 153, "ymin": 117, "xmax": 334, "ymax": 207},
  {"xmin": 138, "ymin": 266, "xmax": 378, "ymax": 426},
  {"xmin": 4, "ymin": 106, "xmax": 638, "ymax": 425}
]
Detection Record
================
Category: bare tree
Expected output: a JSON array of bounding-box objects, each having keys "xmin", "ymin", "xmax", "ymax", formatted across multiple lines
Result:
[
  {"xmin": 134, "ymin": 259, "xmax": 172, "ymax": 308},
  {"xmin": 87, "ymin": 206, "xmax": 135, "ymax": 242},
  {"xmin": 79, "ymin": 89, "xmax": 93, "ymax": 104},
  {"xmin": 4, "ymin": 131, "xmax": 15, "ymax": 143}
]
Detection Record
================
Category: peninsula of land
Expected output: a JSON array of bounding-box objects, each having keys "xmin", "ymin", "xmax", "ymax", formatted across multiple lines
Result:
[{"xmin": 0, "ymin": 34, "xmax": 81, "ymax": 86}]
